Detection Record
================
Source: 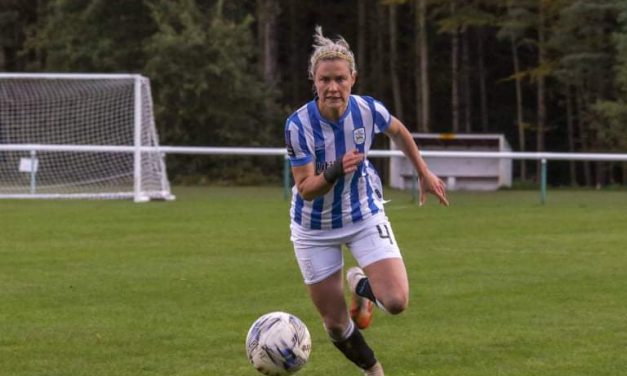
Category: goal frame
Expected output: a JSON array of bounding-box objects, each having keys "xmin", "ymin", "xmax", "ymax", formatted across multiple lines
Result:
[{"xmin": 0, "ymin": 73, "xmax": 174, "ymax": 202}]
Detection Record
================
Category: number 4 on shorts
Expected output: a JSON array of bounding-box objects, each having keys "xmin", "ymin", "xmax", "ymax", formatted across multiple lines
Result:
[{"xmin": 376, "ymin": 224, "xmax": 394, "ymax": 245}]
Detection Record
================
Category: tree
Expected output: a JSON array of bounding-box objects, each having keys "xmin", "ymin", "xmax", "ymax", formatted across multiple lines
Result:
[
  {"xmin": 257, "ymin": 0, "xmax": 280, "ymax": 84},
  {"xmin": 594, "ymin": 1, "xmax": 627, "ymax": 183},
  {"xmin": 449, "ymin": 1, "xmax": 461, "ymax": 132},
  {"xmin": 26, "ymin": 0, "xmax": 156, "ymax": 72},
  {"xmin": 415, "ymin": 0, "xmax": 431, "ymax": 132},
  {"xmin": 497, "ymin": 0, "xmax": 556, "ymax": 182},
  {"xmin": 388, "ymin": 2, "xmax": 404, "ymax": 120},
  {"xmin": 475, "ymin": 27, "xmax": 488, "ymax": 132},
  {"xmin": 0, "ymin": 0, "xmax": 45, "ymax": 71},
  {"xmin": 357, "ymin": 0, "xmax": 367, "ymax": 94},
  {"xmin": 436, "ymin": 0, "xmax": 499, "ymax": 133},
  {"xmin": 496, "ymin": 4, "xmax": 529, "ymax": 173},
  {"xmin": 389, "ymin": 0, "xmax": 431, "ymax": 131},
  {"xmin": 550, "ymin": 0, "xmax": 622, "ymax": 185},
  {"xmin": 144, "ymin": 0, "xmax": 282, "ymax": 182},
  {"xmin": 5, "ymin": 0, "xmax": 624, "ymax": 185},
  {"xmin": 536, "ymin": 0, "xmax": 548, "ymax": 158}
]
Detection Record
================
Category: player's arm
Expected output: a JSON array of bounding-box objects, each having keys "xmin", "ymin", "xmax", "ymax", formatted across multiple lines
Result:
[
  {"xmin": 384, "ymin": 116, "xmax": 449, "ymax": 206},
  {"xmin": 292, "ymin": 150, "xmax": 364, "ymax": 201}
]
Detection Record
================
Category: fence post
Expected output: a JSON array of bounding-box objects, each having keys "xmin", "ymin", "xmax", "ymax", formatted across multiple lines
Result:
[
  {"xmin": 540, "ymin": 158, "xmax": 547, "ymax": 205},
  {"xmin": 30, "ymin": 150, "xmax": 37, "ymax": 194},
  {"xmin": 411, "ymin": 170, "xmax": 418, "ymax": 204},
  {"xmin": 283, "ymin": 156, "xmax": 290, "ymax": 200}
]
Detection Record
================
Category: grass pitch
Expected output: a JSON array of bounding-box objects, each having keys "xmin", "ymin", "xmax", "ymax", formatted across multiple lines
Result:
[{"xmin": 1, "ymin": 187, "xmax": 626, "ymax": 376}]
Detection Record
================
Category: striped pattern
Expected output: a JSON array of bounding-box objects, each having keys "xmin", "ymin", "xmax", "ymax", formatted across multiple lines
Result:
[{"xmin": 285, "ymin": 95, "xmax": 391, "ymax": 230}]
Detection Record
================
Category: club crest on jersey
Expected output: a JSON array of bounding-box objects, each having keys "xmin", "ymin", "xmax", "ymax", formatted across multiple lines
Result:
[{"xmin": 353, "ymin": 128, "xmax": 366, "ymax": 144}]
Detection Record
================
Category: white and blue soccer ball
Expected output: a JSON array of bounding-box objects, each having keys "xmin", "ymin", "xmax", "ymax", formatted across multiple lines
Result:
[{"xmin": 245, "ymin": 311, "xmax": 312, "ymax": 375}]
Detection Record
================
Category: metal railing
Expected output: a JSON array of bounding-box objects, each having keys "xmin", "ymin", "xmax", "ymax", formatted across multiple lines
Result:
[{"xmin": 1, "ymin": 144, "xmax": 626, "ymax": 203}]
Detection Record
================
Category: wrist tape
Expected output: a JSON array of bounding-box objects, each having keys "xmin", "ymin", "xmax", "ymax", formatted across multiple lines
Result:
[{"xmin": 323, "ymin": 160, "xmax": 344, "ymax": 184}]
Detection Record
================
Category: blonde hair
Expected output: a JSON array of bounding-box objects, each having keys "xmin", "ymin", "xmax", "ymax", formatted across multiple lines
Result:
[{"xmin": 308, "ymin": 26, "xmax": 356, "ymax": 80}]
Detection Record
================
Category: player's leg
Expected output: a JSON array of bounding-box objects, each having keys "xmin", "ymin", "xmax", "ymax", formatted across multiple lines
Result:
[
  {"xmin": 348, "ymin": 216, "xmax": 409, "ymax": 319},
  {"xmin": 293, "ymin": 240, "xmax": 383, "ymax": 374},
  {"xmin": 306, "ymin": 269, "xmax": 351, "ymax": 339},
  {"xmin": 346, "ymin": 266, "xmax": 376, "ymax": 328},
  {"xmin": 362, "ymin": 257, "xmax": 409, "ymax": 314},
  {"xmin": 307, "ymin": 270, "xmax": 383, "ymax": 375}
]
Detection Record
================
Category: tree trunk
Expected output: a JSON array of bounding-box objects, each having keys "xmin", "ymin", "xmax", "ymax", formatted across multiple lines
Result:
[
  {"xmin": 511, "ymin": 38, "xmax": 526, "ymax": 181},
  {"xmin": 0, "ymin": 48, "xmax": 5, "ymax": 71},
  {"xmin": 287, "ymin": 1, "xmax": 300, "ymax": 103},
  {"xmin": 32, "ymin": 0, "xmax": 47, "ymax": 70},
  {"xmin": 476, "ymin": 28, "xmax": 488, "ymax": 132},
  {"xmin": 419, "ymin": 0, "xmax": 430, "ymax": 132},
  {"xmin": 374, "ymin": 1, "xmax": 386, "ymax": 100},
  {"xmin": 414, "ymin": 0, "xmax": 423, "ymax": 132},
  {"xmin": 565, "ymin": 86, "xmax": 577, "ymax": 185},
  {"xmin": 257, "ymin": 0, "xmax": 265, "ymax": 76},
  {"xmin": 576, "ymin": 88, "xmax": 592, "ymax": 186},
  {"xmin": 536, "ymin": 0, "xmax": 547, "ymax": 181},
  {"xmin": 257, "ymin": 0, "xmax": 280, "ymax": 84},
  {"xmin": 595, "ymin": 161, "xmax": 604, "ymax": 188},
  {"xmin": 462, "ymin": 27, "xmax": 472, "ymax": 133},
  {"xmin": 589, "ymin": 113, "xmax": 604, "ymax": 188},
  {"xmin": 451, "ymin": 1, "xmax": 460, "ymax": 133},
  {"xmin": 357, "ymin": 0, "xmax": 367, "ymax": 93},
  {"xmin": 389, "ymin": 3, "xmax": 403, "ymax": 120},
  {"xmin": 216, "ymin": 0, "xmax": 225, "ymax": 19}
]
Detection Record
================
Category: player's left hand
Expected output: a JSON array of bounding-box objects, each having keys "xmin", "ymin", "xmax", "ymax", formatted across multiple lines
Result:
[{"xmin": 419, "ymin": 170, "xmax": 449, "ymax": 207}]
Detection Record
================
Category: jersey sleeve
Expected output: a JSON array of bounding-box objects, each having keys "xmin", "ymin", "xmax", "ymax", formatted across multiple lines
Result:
[
  {"xmin": 285, "ymin": 117, "xmax": 312, "ymax": 167},
  {"xmin": 363, "ymin": 96, "xmax": 392, "ymax": 134}
]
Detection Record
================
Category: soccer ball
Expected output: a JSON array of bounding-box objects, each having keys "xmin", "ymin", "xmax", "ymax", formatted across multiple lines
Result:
[{"xmin": 245, "ymin": 311, "xmax": 312, "ymax": 375}]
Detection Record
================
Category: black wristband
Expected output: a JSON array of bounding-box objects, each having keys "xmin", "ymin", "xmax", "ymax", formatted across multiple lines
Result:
[{"xmin": 323, "ymin": 160, "xmax": 344, "ymax": 184}]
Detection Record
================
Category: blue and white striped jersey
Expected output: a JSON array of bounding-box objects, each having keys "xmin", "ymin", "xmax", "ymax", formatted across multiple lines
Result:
[{"xmin": 285, "ymin": 95, "xmax": 392, "ymax": 230}]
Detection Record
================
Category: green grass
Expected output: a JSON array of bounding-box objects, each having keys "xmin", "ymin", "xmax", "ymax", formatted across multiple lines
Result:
[{"xmin": 1, "ymin": 187, "xmax": 626, "ymax": 376}]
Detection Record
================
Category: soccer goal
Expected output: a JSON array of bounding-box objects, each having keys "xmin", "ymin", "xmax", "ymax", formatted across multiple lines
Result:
[{"xmin": 0, "ymin": 73, "xmax": 174, "ymax": 202}]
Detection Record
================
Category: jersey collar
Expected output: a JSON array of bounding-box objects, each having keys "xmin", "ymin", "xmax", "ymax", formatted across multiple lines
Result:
[{"xmin": 312, "ymin": 95, "xmax": 353, "ymax": 127}]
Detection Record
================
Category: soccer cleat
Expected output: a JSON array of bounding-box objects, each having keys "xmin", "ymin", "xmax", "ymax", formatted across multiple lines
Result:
[
  {"xmin": 347, "ymin": 266, "xmax": 374, "ymax": 329},
  {"xmin": 363, "ymin": 361, "xmax": 384, "ymax": 376}
]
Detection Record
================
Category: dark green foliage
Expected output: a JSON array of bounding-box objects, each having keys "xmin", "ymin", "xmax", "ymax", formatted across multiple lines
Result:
[
  {"xmin": 594, "ymin": 1, "xmax": 627, "ymax": 152},
  {"xmin": 594, "ymin": 101, "xmax": 627, "ymax": 151},
  {"xmin": 17, "ymin": 0, "xmax": 284, "ymax": 183},
  {"xmin": 145, "ymin": 0, "xmax": 266, "ymax": 146},
  {"xmin": 144, "ymin": 0, "xmax": 284, "ymax": 182},
  {"xmin": 550, "ymin": 1, "xmax": 619, "ymax": 96},
  {"xmin": 0, "ymin": 0, "xmax": 41, "ymax": 70},
  {"xmin": 1, "ymin": 0, "xmax": 625, "ymax": 185},
  {"xmin": 26, "ymin": 0, "xmax": 156, "ymax": 71}
]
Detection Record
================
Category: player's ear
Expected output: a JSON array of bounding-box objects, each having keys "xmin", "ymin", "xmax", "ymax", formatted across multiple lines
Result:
[{"xmin": 351, "ymin": 72, "xmax": 357, "ymax": 87}]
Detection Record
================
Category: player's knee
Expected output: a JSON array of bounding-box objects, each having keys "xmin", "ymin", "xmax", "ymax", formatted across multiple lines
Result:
[{"xmin": 383, "ymin": 294, "xmax": 408, "ymax": 315}]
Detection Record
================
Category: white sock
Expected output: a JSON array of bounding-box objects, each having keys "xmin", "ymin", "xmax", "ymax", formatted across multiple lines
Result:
[{"xmin": 326, "ymin": 319, "xmax": 355, "ymax": 342}]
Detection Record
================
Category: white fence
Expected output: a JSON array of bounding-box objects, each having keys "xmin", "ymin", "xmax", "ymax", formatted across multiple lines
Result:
[
  {"xmin": 2, "ymin": 144, "xmax": 626, "ymax": 161},
  {"xmin": 1, "ymin": 144, "xmax": 626, "ymax": 203}
]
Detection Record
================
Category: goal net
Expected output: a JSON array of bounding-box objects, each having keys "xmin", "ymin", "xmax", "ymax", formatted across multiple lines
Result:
[{"xmin": 0, "ymin": 73, "xmax": 174, "ymax": 202}]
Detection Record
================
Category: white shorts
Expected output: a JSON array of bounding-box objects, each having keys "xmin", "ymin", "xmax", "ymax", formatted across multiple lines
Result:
[{"xmin": 290, "ymin": 213, "xmax": 402, "ymax": 285}]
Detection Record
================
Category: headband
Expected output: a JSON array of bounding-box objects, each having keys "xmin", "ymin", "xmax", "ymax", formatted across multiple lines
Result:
[{"xmin": 316, "ymin": 51, "xmax": 354, "ymax": 65}]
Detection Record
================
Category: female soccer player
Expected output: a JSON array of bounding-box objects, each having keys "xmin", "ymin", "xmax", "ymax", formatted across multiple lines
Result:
[{"xmin": 284, "ymin": 26, "xmax": 448, "ymax": 375}]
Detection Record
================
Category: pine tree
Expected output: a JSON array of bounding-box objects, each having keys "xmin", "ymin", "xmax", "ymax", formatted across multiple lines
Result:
[{"xmin": 594, "ymin": 1, "xmax": 627, "ymax": 183}]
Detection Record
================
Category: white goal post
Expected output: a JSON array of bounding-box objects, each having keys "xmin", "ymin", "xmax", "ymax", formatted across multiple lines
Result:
[{"xmin": 0, "ymin": 73, "xmax": 174, "ymax": 202}]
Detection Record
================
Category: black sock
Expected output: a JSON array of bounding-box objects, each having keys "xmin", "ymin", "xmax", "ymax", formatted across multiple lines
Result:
[
  {"xmin": 332, "ymin": 324, "xmax": 377, "ymax": 370},
  {"xmin": 356, "ymin": 277, "xmax": 377, "ymax": 302}
]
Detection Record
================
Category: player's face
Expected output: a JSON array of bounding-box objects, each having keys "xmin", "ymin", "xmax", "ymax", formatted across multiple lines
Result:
[{"xmin": 314, "ymin": 59, "xmax": 355, "ymax": 120}]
